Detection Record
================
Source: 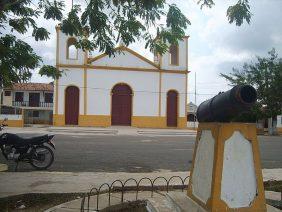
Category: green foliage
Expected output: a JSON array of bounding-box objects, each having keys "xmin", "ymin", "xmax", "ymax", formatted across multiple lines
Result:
[
  {"xmin": 197, "ymin": 0, "xmax": 215, "ymax": 9},
  {"xmin": 38, "ymin": 65, "xmax": 63, "ymax": 79},
  {"xmin": 221, "ymin": 49, "xmax": 282, "ymax": 120},
  {"xmin": 0, "ymin": 0, "xmax": 254, "ymax": 86},
  {"xmin": 0, "ymin": 35, "xmax": 41, "ymax": 87},
  {"xmin": 227, "ymin": 0, "xmax": 252, "ymax": 26}
]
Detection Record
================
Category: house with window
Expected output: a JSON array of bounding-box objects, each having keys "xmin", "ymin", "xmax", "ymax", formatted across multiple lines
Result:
[
  {"xmin": 1, "ymin": 83, "xmax": 53, "ymax": 125},
  {"xmin": 54, "ymin": 25, "xmax": 189, "ymax": 128}
]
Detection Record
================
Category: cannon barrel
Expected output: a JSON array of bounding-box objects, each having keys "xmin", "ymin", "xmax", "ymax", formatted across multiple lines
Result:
[{"xmin": 196, "ymin": 85, "xmax": 257, "ymax": 122}]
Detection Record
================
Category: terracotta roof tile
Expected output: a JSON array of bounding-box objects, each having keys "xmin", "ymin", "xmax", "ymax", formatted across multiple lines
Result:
[{"xmin": 7, "ymin": 83, "xmax": 54, "ymax": 92}]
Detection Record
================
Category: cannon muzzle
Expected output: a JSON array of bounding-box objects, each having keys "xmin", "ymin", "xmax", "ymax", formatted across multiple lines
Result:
[{"xmin": 196, "ymin": 85, "xmax": 257, "ymax": 122}]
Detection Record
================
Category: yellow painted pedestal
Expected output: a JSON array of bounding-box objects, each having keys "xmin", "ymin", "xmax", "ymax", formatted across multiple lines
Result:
[{"xmin": 187, "ymin": 123, "xmax": 266, "ymax": 211}]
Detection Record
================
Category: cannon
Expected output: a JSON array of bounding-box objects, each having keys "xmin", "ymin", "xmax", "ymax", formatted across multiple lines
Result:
[{"xmin": 196, "ymin": 85, "xmax": 257, "ymax": 122}]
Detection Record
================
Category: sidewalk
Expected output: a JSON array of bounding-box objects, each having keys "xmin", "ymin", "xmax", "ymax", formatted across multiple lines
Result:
[
  {"xmin": 4, "ymin": 126, "xmax": 197, "ymax": 136},
  {"xmin": 0, "ymin": 169, "xmax": 281, "ymax": 198}
]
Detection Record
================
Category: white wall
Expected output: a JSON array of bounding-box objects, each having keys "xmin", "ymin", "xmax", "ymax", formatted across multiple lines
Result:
[
  {"xmin": 92, "ymin": 51, "xmax": 158, "ymax": 69},
  {"xmin": 160, "ymin": 38, "xmax": 188, "ymax": 71},
  {"xmin": 56, "ymin": 68, "xmax": 187, "ymax": 118},
  {"xmin": 161, "ymin": 73, "xmax": 186, "ymax": 117},
  {"xmin": 57, "ymin": 68, "xmax": 84, "ymax": 115},
  {"xmin": 87, "ymin": 69, "xmax": 160, "ymax": 116},
  {"xmin": 57, "ymin": 30, "xmax": 84, "ymax": 65}
]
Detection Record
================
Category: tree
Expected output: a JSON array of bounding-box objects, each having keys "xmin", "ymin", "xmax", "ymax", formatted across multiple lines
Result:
[
  {"xmin": 0, "ymin": 0, "xmax": 253, "ymax": 87},
  {"xmin": 220, "ymin": 49, "xmax": 282, "ymax": 124}
]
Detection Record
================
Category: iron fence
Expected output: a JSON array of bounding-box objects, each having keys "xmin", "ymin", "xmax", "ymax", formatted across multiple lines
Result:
[{"xmin": 80, "ymin": 175, "xmax": 190, "ymax": 211}]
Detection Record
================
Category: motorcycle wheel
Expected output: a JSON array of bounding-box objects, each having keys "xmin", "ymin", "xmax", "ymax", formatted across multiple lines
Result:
[{"xmin": 30, "ymin": 145, "xmax": 54, "ymax": 170}]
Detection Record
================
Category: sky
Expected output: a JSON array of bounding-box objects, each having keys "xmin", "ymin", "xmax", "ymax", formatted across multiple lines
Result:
[{"xmin": 17, "ymin": 0, "xmax": 282, "ymax": 105}]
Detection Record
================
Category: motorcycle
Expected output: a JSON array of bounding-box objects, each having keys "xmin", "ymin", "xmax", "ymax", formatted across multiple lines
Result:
[{"xmin": 0, "ymin": 118, "xmax": 55, "ymax": 171}]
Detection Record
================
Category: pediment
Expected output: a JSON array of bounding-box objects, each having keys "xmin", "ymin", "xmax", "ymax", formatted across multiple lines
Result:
[{"xmin": 88, "ymin": 46, "xmax": 159, "ymax": 70}]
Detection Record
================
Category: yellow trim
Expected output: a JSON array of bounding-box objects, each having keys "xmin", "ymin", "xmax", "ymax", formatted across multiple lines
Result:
[
  {"xmin": 0, "ymin": 119, "xmax": 23, "ymax": 127},
  {"xmin": 88, "ymin": 46, "xmax": 159, "ymax": 68},
  {"xmin": 53, "ymin": 114, "xmax": 65, "ymax": 126},
  {"xmin": 79, "ymin": 115, "xmax": 111, "ymax": 127},
  {"xmin": 57, "ymin": 64, "xmax": 188, "ymax": 74},
  {"xmin": 54, "ymin": 115, "xmax": 186, "ymax": 128},
  {"xmin": 178, "ymin": 117, "xmax": 187, "ymax": 129},
  {"xmin": 132, "ymin": 116, "xmax": 166, "ymax": 128},
  {"xmin": 187, "ymin": 123, "xmax": 266, "ymax": 211},
  {"xmin": 132, "ymin": 116, "xmax": 186, "ymax": 129},
  {"xmin": 158, "ymin": 72, "xmax": 162, "ymax": 116}
]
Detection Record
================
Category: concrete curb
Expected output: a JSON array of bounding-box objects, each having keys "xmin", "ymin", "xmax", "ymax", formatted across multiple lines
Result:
[{"xmin": 0, "ymin": 169, "xmax": 281, "ymax": 198}]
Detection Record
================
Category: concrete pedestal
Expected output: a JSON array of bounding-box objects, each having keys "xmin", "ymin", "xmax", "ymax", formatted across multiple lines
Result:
[{"xmin": 187, "ymin": 123, "xmax": 267, "ymax": 211}]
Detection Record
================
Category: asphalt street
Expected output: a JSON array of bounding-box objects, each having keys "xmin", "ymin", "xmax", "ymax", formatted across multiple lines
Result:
[{"xmin": 1, "ymin": 134, "xmax": 282, "ymax": 172}]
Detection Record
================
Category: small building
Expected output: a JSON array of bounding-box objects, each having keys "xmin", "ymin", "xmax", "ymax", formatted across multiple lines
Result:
[
  {"xmin": 1, "ymin": 83, "xmax": 53, "ymax": 125},
  {"xmin": 187, "ymin": 102, "xmax": 197, "ymax": 122},
  {"xmin": 53, "ymin": 26, "xmax": 189, "ymax": 128},
  {"xmin": 187, "ymin": 102, "xmax": 198, "ymax": 129}
]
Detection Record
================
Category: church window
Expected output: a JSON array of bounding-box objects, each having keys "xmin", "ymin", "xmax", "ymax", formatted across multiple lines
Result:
[
  {"xmin": 169, "ymin": 44, "xmax": 179, "ymax": 65},
  {"xmin": 67, "ymin": 37, "xmax": 78, "ymax": 59}
]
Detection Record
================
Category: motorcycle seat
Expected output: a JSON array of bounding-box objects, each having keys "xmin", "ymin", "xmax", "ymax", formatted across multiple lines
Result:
[
  {"xmin": 21, "ymin": 135, "xmax": 49, "ymax": 143},
  {"xmin": 1, "ymin": 133, "xmax": 49, "ymax": 145}
]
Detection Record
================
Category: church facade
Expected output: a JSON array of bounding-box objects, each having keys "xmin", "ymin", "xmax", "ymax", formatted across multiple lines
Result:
[{"xmin": 53, "ymin": 26, "xmax": 189, "ymax": 128}]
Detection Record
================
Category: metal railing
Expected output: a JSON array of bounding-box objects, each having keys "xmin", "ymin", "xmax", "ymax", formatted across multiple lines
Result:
[
  {"xmin": 12, "ymin": 101, "xmax": 53, "ymax": 108},
  {"xmin": 80, "ymin": 175, "xmax": 189, "ymax": 211}
]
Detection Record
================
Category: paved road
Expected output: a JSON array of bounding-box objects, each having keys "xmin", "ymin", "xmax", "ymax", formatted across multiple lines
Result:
[{"xmin": 1, "ymin": 134, "xmax": 281, "ymax": 172}]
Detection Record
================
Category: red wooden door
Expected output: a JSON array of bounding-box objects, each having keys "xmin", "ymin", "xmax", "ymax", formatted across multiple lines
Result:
[
  {"xmin": 29, "ymin": 93, "xmax": 40, "ymax": 107},
  {"xmin": 65, "ymin": 86, "xmax": 79, "ymax": 125},
  {"xmin": 167, "ymin": 90, "xmax": 178, "ymax": 127},
  {"xmin": 111, "ymin": 84, "xmax": 132, "ymax": 125}
]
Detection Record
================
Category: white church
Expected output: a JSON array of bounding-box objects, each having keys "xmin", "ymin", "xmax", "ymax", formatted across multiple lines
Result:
[{"xmin": 53, "ymin": 26, "xmax": 189, "ymax": 128}]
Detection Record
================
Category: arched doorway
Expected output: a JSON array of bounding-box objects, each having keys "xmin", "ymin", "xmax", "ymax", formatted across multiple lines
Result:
[
  {"xmin": 111, "ymin": 84, "xmax": 132, "ymax": 126},
  {"xmin": 167, "ymin": 90, "xmax": 178, "ymax": 127},
  {"xmin": 65, "ymin": 86, "xmax": 79, "ymax": 125}
]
